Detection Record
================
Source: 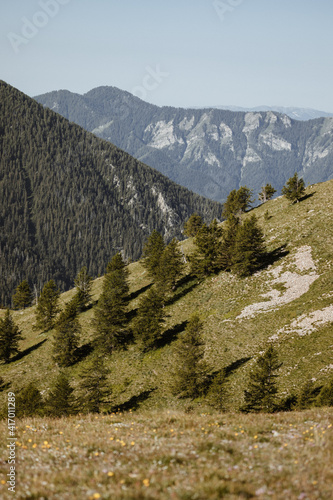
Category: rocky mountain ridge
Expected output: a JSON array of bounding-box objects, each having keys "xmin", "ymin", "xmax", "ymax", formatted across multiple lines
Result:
[{"xmin": 35, "ymin": 86, "xmax": 333, "ymax": 202}]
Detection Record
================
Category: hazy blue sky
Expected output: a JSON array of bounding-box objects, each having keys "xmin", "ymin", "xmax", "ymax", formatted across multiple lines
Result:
[{"xmin": 1, "ymin": 0, "xmax": 333, "ymax": 111}]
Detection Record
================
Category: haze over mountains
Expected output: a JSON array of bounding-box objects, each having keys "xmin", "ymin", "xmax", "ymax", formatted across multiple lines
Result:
[
  {"xmin": 204, "ymin": 105, "xmax": 333, "ymax": 121},
  {"xmin": 0, "ymin": 81, "xmax": 220, "ymax": 305},
  {"xmin": 35, "ymin": 86, "xmax": 333, "ymax": 202}
]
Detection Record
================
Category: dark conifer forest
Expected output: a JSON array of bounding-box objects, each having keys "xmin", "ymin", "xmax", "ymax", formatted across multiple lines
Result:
[{"xmin": 0, "ymin": 81, "xmax": 221, "ymax": 306}]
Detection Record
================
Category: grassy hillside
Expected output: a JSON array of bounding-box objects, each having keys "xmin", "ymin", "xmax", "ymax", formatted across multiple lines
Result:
[
  {"xmin": 0, "ymin": 409, "xmax": 332, "ymax": 499},
  {"xmin": 0, "ymin": 180, "xmax": 333, "ymax": 412}
]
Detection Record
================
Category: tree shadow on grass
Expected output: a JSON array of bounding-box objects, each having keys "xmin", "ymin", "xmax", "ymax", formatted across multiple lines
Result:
[
  {"xmin": 203, "ymin": 357, "xmax": 252, "ymax": 393},
  {"xmin": 75, "ymin": 342, "xmax": 94, "ymax": 363},
  {"xmin": 300, "ymin": 191, "xmax": 316, "ymax": 202},
  {"xmin": 126, "ymin": 307, "xmax": 138, "ymax": 322},
  {"xmin": 128, "ymin": 283, "xmax": 153, "ymax": 302},
  {"xmin": 224, "ymin": 356, "xmax": 252, "ymax": 377},
  {"xmin": 111, "ymin": 388, "xmax": 156, "ymax": 412},
  {"xmin": 165, "ymin": 276, "xmax": 200, "ymax": 307},
  {"xmin": 156, "ymin": 321, "xmax": 188, "ymax": 349},
  {"xmin": 260, "ymin": 244, "xmax": 289, "ymax": 271},
  {"xmin": 10, "ymin": 339, "xmax": 48, "ymax": 363}
]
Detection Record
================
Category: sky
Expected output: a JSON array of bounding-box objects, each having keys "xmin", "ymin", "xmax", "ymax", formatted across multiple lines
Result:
[{"xmin": 1, "ymin": 0, "xmax": 333, "ymax": 111}]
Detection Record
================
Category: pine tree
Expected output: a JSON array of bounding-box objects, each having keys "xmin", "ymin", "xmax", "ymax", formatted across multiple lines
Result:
[
  {"xmin": 0, "ymin": 309, "xmax": 24, "ymax": 363},
  {"xmin": 15, "ymin": 382, "xmax": 44, "ymax": 417},
  {"xmin": 34, "ymin": 280, "xmax": 60, "ymax": 331},
  {"xmin": 242, "ymin": 346, "xmax": 282, "ymax": 413},
  {"xmin": 171, "ymin": 314, "xmax": 208, "ymax": 399},
  {"xmin": 44, "ymin": 372, "xmax": 76, "ymax": 417},
  {"xmin": 156, "ymin": 238, "xmax": 185, "ymax": 290},
  {"xmin": 258, "ymin": 183, "xmax": 276, "ymax": 203},
  {"xmin": 94, "ymin": 253, "xmax": 130, "ymax": 353},
  {"xmin": 296, "ymin": 379, "xmax": 317, "ymax": 409},
  {"xmin": 13, "ymin": 280, "xmax": 32, "ymax": 309},
  {"xmin": 132, "ymin": 286, "xmax": 166, "ymax": 351},
  {"xmin": 282, "ymin": 173, "xmax": 306, "ymax": 203},
  {"xmin": 52, "ymin": 300, "xmax": 81, "ymax": 367},
  {"xmin": 190, "ymin": 219, "xmax": 223, "ymax": 277},
  {"xmin": 183, "ymin": 213, "xmax": 203, "ymax": 237},
  {"xmin": 141, "ymin": 230, "xmax": 165, "ymax": 281},
  {"xmin": 106, "ymin": 252, "xmax": 128, "ymax": 274},
  {"xmin": 73, "ymin": 266, "xmax": 93, "ymax": 311},
  {"xmin": 207, "ymin": 369, "xmax": 228, "ymax": 411},
  {"xmin": 231, "ymin": 215, "xmax": 266, "ymax": 277},
  {"xmin": 222, "ymin": 186, "xmax": 253, "ymax": 219},
  {"xmin": 316, "ymin": 377, "xmax": 333, "ymax": 407},
  {"xmin": 77, "ymin": 356, "xmax": 110, "ymax": 413},
  {"xmin": 218, "ymin": 214, "xmax": 240, "ymax": 270}
]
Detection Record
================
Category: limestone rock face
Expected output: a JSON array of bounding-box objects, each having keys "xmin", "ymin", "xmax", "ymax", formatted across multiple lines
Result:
[{"xmin": 35, "ymin": 86, "xmax": 333, "ymax": 203}]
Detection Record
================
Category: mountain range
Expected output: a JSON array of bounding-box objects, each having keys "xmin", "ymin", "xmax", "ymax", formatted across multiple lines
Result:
[
  {"xmin": 35, "ymin": 86, "xmax": 333, "ymax": 202},
  {"xmin": 0, "ymin": 81, "xmax": 221, "ymax": 305},
  {"xmin": 200, "ymin": 105, "xmax": 333, "ymax": 121}
]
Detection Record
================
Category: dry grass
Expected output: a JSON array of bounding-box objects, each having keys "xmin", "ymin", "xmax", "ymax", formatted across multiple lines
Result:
[{"xmin": 0, "ymin": 408, "xmax": 332, "ymax": 499}]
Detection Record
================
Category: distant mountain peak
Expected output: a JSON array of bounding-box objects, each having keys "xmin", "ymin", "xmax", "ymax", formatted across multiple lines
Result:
[
  {"xmin": 200, "ymin": 104, "xmax": 333, "ymax": 121},
  {"xmin": 34, "ymin": 85, "xmax": 333, "ymax": 204}
]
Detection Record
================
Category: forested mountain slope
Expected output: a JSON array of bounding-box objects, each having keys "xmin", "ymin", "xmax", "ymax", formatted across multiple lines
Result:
[
  {"xmin": 35, "ymin": 86, "xmax": 333, "ymax": 202},
  {"xmin": 0, "ymin": 81, "xmax": 221, "ymax": 305}
]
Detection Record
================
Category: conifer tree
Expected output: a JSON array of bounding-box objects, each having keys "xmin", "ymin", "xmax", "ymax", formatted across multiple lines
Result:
[
  {"xmin": 13, "ymin": 280, "xmax": 32, "ymax": 309},
  {"xmin": 231, "ymin": 215, "xmax": 266, "ymax": 277},
  {"xmin": 222, "ymin": 186, "xmax": 253, "ymax": 219},
  {"xmin": 106, "ymin": 252, "xmax": 128, "ymax": 274},
  {"xmin": 190, "ymin": 219, "xmax": 223, "ymax": 277},
  {"xmin": 183, "ymin": 213, "xmax": 204, "ymax": 237},
  {"xmin": 171, "ymin": 314, "xmax": 208, "ymax": 399},
  {"xmin": 77, "ymin": 356, "xmax": 110, "ymax": 413},
  {"xmin": 242, "ymin": 346, "xmax": 282, "ymax": 413},
  {"xmin": 132, "ymin": 286, "xmax": 166, "ymax": 351},
  {"xmin": 0, "ymin": 309, "xmax": 24, "ymax": 363},
  {"xmin": 207, "ymin": 369, "xmax": 228, "ymax": 411},
  {"xmin": 45, "ymin": 373, "xmax": 76, "ymax": 417},
  {"xmin": 15, "ymin": 382, "xmax": 44, "ymax": 417},
  {"xmin": 258, "ymin": 183, "xmax": 276, "ymax": 203},
  {"xmin": 282, "ymin": 173, "xmax": 305, "ymax": 203},
  {"xmin": 316, "ymin": 377, "xmax": 333, "ymax": 407},
  {"xmin": 73, "ymin": 266, "xmax": 93, "ymax": 311},
  {"xmin": 157, "ymin": 238, "xmax": 185, "ymax": 291},
  {"xmin": 296, "ymin": 379, "xmax": 317, "ymax": 410},
  {"xmin": 34, "ymin": 280, "xmax": 60, "ymax": 331},
  {"xmin": 218, "ymin": 214, "xmax": 240, "ymax": 270},
  {"xmin": 94, "ymin": 253, "xmax": 130, "ymax": 353},
  {"xmin": 141, "ymin": 230, "xmax": 165, "ymax": 281},
  {"xmin": 52, "ymin": 300, "xmax": 81, "ymax": 367}
]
